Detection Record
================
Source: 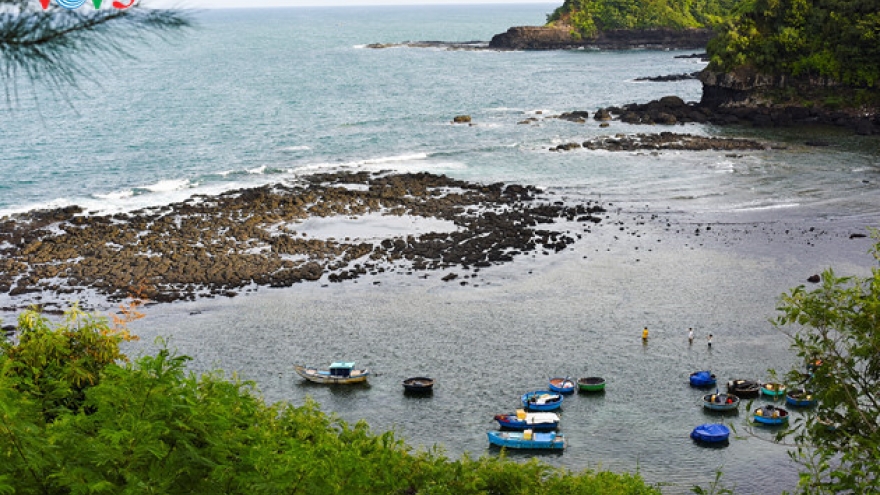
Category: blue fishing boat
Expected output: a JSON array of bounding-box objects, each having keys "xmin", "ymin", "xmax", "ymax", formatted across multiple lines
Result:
[
  {"xmin": 786, "ymin": 390, "xmax": 818, "ymax": 407},
  {"xmin": 690, "ymin": 370, "xmax": 717, "ymax": 388},
  {"xmin": 494, "ymin": 410, "xmax": 560, "ymax": 431},
  {"xmin": 690, "ymin": 423, "xmax": 730, "ymax": 444},
  {"xmin": 487, "ymin": 430, "xmax": 565, "ymax": 450},
  {"xmin": 521, "ymin": 390, "xmax": 563, "ymax": 411},
  {"xmin": 702, "ymin": 393, "xmax": 740, "ymax": 411},
  {"xmin": 753, "ymin": 405, "xmax": 790, "ymax": 425},
  {"xmin": 548, "ymin": 377, "xmax": 576, "ymax": 394}
]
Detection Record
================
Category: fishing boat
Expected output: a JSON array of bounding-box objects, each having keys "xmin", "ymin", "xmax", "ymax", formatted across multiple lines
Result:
[
  {"xmin": 487, "ymin": 430, "xmax": 565, "ymax": 450},
  {"xmin": 548, "ymin": 377, "xmax": 576, "ymax": 394},
  {"xmin": 727, "ymin": 379, "xmax": 760, "ymax": 398},
  {"xmin": 786, "ymin": 389, "xmax": 818, "ymax": 407},
  {"xmin": 760, "ymin": 382, "xmax": 787, "ymax": 398},
  {"xmin": 752, "ymin": 405, "xmax": 790, "ymax": 425},
  {"xmin": 577, "ymin": 376, "xmax": 606, "ymax": 392},
  {"xmin": 689, "ymin": 370, "xmax": 717, "ymax": 388},
  {"xmin": 690, "ymin": 423, "xmax": 731, "ymax": 444},
  {"xmin": 702, "ymin": 393, "xmax": 740, "ymax": 411},
  {"xmin": 521, "ymin": 390, "xmax": 563, "ymax": 411},
  {"xmin": 494, "ymin": 410, "xmax": 560, "ymax": 431},
  {"xmin": 402, "ymin": 376, "xmax": 434, "ymax": 393},
  {"xmin": 294, "ymin": 362, "xmax": 370, "ymax": 384}
]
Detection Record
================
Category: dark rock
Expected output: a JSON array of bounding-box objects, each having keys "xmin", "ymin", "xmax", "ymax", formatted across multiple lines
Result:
[
  {"xmin": 488, "ymin": 26, "xmax": 713, "ymax": 51},
  {"xmin": 452, "ymin": 115, "xmax": 471, "ymax": 124},
  {"xmin": 807, "ymin": 274, "xmax": 821, "ymax": 283}
]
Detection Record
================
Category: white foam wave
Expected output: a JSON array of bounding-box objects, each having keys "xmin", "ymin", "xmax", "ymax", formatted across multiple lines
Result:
[
  {"xmin": 730, "ymin": 201, "xmax": 801, "ymax": 212},
  {"xmin": 281, "ymin": 145, "xmax": 311, "ymax": 152},
  {"xmin": 93, "ymin": 189, "xmax": 134, "ymax": 200},
  {"xmin": 247, "ymin": 165, "xmax": 267, "ymax": 175},
  {"xmin": 139, "ymin": 179, "xmax": 192, "ymax": 193}
]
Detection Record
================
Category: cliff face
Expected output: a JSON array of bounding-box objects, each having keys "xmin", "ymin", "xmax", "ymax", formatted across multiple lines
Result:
[
  {"xmin": 699, "ymin": 68, "xmax": 878, "ymax": 134},
  {"xmin": 699, "ymin": 67, "xmax": 842, "ymax": 108},
  {"xmin": 488, "ymin": 26, "xmax": 713, "ymax": 50}
]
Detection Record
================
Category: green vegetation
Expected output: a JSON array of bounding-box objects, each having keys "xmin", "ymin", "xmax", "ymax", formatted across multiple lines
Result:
[
  {"xmin": 707, "ymin": 0, "xmax": 880, "ymax": 90},
  {"xmin": 546, "ymin": 0, "xmax": 740, "ymax": 38},
  {"xmin": 0, "ymin": 306, "xmax": 660, "ymax": 495},
  {"xmin": 774, "ymin": 233, "xmax": 880, "ymax": 494}
]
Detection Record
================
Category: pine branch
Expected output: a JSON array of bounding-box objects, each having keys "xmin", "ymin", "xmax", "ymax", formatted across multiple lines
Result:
[{"xmin": 0, "ymin": 1, "xmax": 192, "ymax": 106}]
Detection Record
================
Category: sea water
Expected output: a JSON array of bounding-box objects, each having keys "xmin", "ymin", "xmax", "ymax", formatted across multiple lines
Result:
[{"xmin": 2, "ymin": 5, "xmax": 879, "ymax": 494}]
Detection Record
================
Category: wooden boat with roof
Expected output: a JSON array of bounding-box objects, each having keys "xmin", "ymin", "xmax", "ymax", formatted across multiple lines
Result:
[
  {"xmin": 494, "ymin": 410, "xmax": 560, "ymax": 431},
  {"xmin": 294, "ymin": 362, "xmax": 370, "ymax": 384},
  {"xmin": 521, "ymin": 390, "xmax": 563, "ymax": 411}
]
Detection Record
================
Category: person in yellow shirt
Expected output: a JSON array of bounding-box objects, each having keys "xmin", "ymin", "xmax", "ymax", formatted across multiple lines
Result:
[{"xmin": 642, "ymin": 327, "xmax": 649, "ymax": 340}]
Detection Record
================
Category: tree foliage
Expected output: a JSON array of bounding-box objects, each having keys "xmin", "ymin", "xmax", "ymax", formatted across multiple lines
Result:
[
  {"xmin": 0, "ymin": 0, "xmax": 191, "ymax": 105},
  {"xmin": 0, "ymin": 308, "xmax": 662, "ymax": 495},
  {"xmin": 707, "ymin": 0, "xmax": 880, "ymax": 88},
  {"xmin": 774, "ymin": 234, "xmax": 880, "ymax": 494},
  {"xmin": 546, "ymin": 0, "xmax": 740, "ymax": 37}
]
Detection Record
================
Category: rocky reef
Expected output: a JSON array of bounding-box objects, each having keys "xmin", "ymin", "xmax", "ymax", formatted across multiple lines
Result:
[{"xmin": 0, "ymin": 172, "xmax": 606, "ymax": 311}]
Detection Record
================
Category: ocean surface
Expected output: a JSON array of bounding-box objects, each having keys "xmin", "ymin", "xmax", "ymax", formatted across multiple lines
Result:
[{"xmin": 2, "ymin": 4, "xmax": 880, "ymax": 494}]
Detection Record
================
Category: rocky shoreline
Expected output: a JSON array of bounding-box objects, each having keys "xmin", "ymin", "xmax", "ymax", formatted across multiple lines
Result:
[
  {"xmin": 0, "ymin": 172, "xmax": 606, "ymax": 313},
  {"xmin": 548, "ymin": 132, "xmax": 768, "ymax": 152},
  {"xmin": 522, "ymin": 94, "xmax": 879, "ymax": 135}
]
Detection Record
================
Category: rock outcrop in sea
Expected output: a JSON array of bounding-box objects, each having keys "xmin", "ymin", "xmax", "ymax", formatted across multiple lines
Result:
[{"xmin": 488, "ymin": 26, "xmax": 713, "ymax": 50}]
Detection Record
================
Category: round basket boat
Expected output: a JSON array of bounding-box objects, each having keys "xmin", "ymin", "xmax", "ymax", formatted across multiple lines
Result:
[
  {"xmin": 402, "ymin": 376, "xmax": 434, "ymax": 393},
  {"xmin": 577, "ymin": 377, "xmax": 606, "ymax": 392},
  {"xmin": 760, "ymin": 382, "xmax": 787, "ymax": 398},
  {"xmin": 691, "ymin": 423, "xmax": 730, "ymax": 444},
  {"xmin": 689, "ymin": 371, "xmax": 717, "ymax": 388},
  {"xmin": 727, "ymin": 379, "xmax": 760, "ymax": 398}
]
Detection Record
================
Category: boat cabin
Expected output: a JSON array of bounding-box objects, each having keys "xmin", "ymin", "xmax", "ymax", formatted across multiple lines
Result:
[{"xmin": 329, "ymin": 362, "xmax": 356, "ymax": 377}]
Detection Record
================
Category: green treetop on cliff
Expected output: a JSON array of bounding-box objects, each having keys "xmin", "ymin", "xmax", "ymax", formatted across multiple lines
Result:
[
  {"xmin": 707, "ymin": 0, "xmax": 880, "ymax": 89},
  {"xmin": 547, "ymin": 0, "xmax": 740, "ymax": 38}
]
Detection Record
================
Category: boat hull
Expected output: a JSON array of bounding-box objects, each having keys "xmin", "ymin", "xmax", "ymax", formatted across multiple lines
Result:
[
  {"xmin": 487, "ymin": 431, "xmax": 565, "ymax": 450},
  {"xmin": 702, "ymin": 393, "xmax": 740, "ymax": 411},
  {"xmin": 690, "ymin": 371, "xmax": 717, "ymax": 388},
  {"xmin": 521, "ymin": 391, "xmax": 563, "ymax": 411},
  {"xmin": 402, "ymin": 377, "xmax": 434, "ymax": 393},
  {"xmin": 577, "ymin": 377, "xmax": 606, "ymax": 392},
  {"xmin": 785, "ymin": 392, "xmax": 817, "ymax": 407},
  {"xmin": 727, "ymin": 379, "xmax": 760, "ymax": 398},
  {"xmin": 760, "ymin": 383, "xmax": 787, "ymax": 397},
  {"xmin": 691, "ymin": 424, "xmax": 730, "ymax": 443},
  {"xmin": 494, "ymin": 413, "xmax": 559, "ymax": 431},
  {"xmin": 753, "ymin": 406, "xmax": 790, "ymax": 425},
  {"xmin": 548, "ymin": 377, "xmax": 576, "ymax": 394},
  {"xmin": 295, "ymin": 365, "xmax": 370, "ymax": 384}
]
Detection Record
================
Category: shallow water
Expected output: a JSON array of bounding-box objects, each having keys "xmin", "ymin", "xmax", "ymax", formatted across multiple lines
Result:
[{"xmin": 121, "ymin": 211, "xmax": 874, "ymax": 494}]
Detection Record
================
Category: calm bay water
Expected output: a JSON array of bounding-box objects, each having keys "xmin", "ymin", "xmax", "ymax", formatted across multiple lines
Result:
[{"xmin": 2, "ymin": 4, "xmax": 880, "ymax": 494}]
